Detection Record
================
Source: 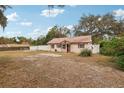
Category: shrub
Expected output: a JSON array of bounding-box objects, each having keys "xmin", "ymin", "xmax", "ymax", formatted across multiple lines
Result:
[
  {"xmin": 116, "ymin": 48, "xmax": 124, "ymax": 56},
  {"xmin": 79, "ymin": 49, "xmax": 92, "ymax": 57},
  {"xmin": 115, "ymin": 55, "xmax": 124, "ymax": 70},
  {"xmin": 100, "ymin": 37, "xmax": 124, "ymax": 56},
  {"xmin": 100, "ymin": 47, "xmax": 116, "ymax": 56},
  {"xmin": 100, "ymin": 36, "xmax": 124, "ymax": 71},
  {"xmin": 115, "ymin": 37, "xmax": 124, "ymax": 56}
]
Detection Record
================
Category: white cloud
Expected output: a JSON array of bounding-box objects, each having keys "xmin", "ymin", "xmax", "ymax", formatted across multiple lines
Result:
[
  {"xmin": 33, "ymin": 28, "xmax": 41, "ymax": 34},
  {"xmin": 113, "ymin": 9, "xmax": 124, "ymax": 17},
  {"xmin": 98, "ymin": 17, "xmax": 102, "ymax": 21},
  {"xmin": 40, "ymin": 8, "xmax": 64, "ymax": 17},
  {"xmin": 20, "ymin": 22, "xmax": 32, "ymax": 26},
  {"xmin": 66, "ymin": 25, "xmax": 73, "ymax": 30},
  {"xmin": 69, "ymin": 5, "xmax": 77, "ymax": 7},
  {"xmin": 6, "ymin": 12, "xmax": 18, "ymax": 21},
  {"xmin": 28, "ymin": 28, "xmax": 42, "ymax": 40},
  {"xmin": 27, "ymin": 26, "xmax": 53, "ymax": 40},
  {"xmin": 47, "ymin": 26, "xmax": 53, "ymax": 31},
  {"xmin": 4, "ymin": 31, "xmax": 22, "ymax": 38}
]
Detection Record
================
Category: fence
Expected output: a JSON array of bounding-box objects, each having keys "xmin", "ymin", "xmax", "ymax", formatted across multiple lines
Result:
[
  {"xmin": 30, "ymin": 45, "xmax": 50, "ymax": 51},
  {"xmin": 85, "ymin": 44, "xmax": 100, "ymax": 54}
]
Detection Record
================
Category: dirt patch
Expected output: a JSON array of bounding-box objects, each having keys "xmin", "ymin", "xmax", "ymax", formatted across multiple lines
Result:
[
  {"xmin": 27, "ymin": 53, "xmax": 62, "ymax": 58},
  {"xmin": 22, "ymin": 53, "xmax": 62, "ymax": 61},
  {"xmin": 38, "ymin": 53, "xmax": 62, "ymax": 57},
  {"xmin": 0, "ymin": 51, "xmax": 124, "ymax": 87}
]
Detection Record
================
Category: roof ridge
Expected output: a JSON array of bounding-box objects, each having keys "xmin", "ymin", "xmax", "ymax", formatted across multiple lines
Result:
[
  {"xmin": 47, "ymin": 35, "xmax": 92, "ymax": 44},
  {"xmin": 53, "ymin": 35, "xmax": 91, "ymax": 39}
]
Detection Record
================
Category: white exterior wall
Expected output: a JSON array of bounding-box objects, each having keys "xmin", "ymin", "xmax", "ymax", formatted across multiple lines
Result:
[
  {"xmin": 70, "ymin": 44, "xmax": 83, "ymax": 53},
  {"xmin": 30, "ymin": 45, "xmax": 50, "ymax": 51},
  {"xmin": 49, "ymin": 45, "xmax": 55, "ymax": 52},
  {"xmin": 48, "ymin": 43, "xmax": 100, "ymax": 54},
  {"xmin": 49, "ymin": 44, "xmax": 68, "ymax": 52},
  {"xmin": 70, "ymin": 43, "xmax": 92, "ymax": 53},
  {"xmin": 49, "ymin": 44, "xmax": 62, "ymax": 52},
  {"xmin": 70, "ymin": 44, "xmax": 99, "ymax": 54}
]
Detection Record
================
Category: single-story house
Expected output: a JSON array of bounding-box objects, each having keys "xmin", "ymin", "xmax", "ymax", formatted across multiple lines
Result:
[
  {"xmin": 0, "ymin": 44, "xmax": 30, "ymax": 51},
  {"xmin": 47, "ymin": 35, "xmax": 99, "ymax": 54}
]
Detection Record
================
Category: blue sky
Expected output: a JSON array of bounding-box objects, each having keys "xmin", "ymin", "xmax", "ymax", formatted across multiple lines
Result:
[{"xmin": 0, "ymin": 5, "xmax": 124, "ymax": 39}]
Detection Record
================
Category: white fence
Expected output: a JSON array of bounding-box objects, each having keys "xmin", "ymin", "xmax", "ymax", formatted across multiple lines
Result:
[
  {"xmin": 92, "ymin": 44, "xmax": 100, "ymax": 54},
  {"xmin": 85, "ymin": 44, "xmax": 100, "ymax": 54},
  {"xmin": 30, "ymin": 45, "xmax": 50, "ymax": 51}
]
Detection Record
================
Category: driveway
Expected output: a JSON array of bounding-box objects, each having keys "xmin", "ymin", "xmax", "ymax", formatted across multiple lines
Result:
[{"xmin": 0, "ymin": 52, "xmax": 124, "ymax": 88}]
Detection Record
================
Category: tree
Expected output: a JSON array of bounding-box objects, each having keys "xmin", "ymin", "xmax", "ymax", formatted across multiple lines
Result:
[
  {"xmin": 0, "ymin": 5, "xmax": 11, "ymax": 30},
  {"xmin": 30, "ymin": 35, "xmax": 47, "ymax": 45},
  {"xmin": 111, "ymin": 19, "xmax": 124, "ymax": 36},
  {"xmin": 17, "ymin": 36, "xmax": 29, "ymax": 44},
  {"xmin": 78, "ymin": 14, "xmax": 100, "ymax": 35},
  {"xmin": 59, "ymin": 26, "xmax": 71, "ymax": 37},
  {"xmin": 96, "ymin": 13, "xmax": 117, "ymax": 36},
  {"xmin": 45, "ymin": 25, "xmax": 66, "ymax": 44},
  {"xmin": 78, "ymin": 13, "xmax": 124, "ymax": 36},
  {"xmin": 31, "ymin": 25, "xmax": 72, "ymax": 45},
  {"xmin": 73, "ymin": 25, "xmax": 88, "ymax": 36},
  {"xmin": 0, "ymin": 37, "xmax": 17, "ymax": 44},
  {"xmin": 76, "ymin": 13, "xmax": 124, "ymax": 43}
]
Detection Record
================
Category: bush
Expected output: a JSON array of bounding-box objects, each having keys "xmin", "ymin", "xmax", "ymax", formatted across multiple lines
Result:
[
  {"xmin": 100, "ymin": 37, "xmax": 124, "ymax": 71},
  {"xmin": 100, "ymin": 37, "xmax": 124, "ymax": 56},
  {"xmin": 79, "ymin": 49, "xmax": 92, "ymax": 57},
  {"xmin": 116, "ymin": 48, "xmax": 124, "ymax": 56},
  {"xmin": 115, "ymin": 55, "xmax": 124, "ymax": 70},
  {"xmin": 100, "ymin": 47, "xmax": 116, "ymax": 56}
]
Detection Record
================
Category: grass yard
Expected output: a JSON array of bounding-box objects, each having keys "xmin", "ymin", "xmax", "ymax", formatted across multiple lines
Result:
[{"xmin": 0, "ymin": 50, "xmax": 124, "ymax": 88}]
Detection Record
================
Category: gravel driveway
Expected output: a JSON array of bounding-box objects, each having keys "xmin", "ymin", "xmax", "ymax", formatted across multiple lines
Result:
[{"xmin": 0, "ymin": 52, "xmax": 124, "ymax": 88}]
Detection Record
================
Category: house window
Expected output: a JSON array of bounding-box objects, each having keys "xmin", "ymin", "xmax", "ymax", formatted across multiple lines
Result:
[
  {"xmin": 78, "ymin": 43, "xmax": 84, "ymax": 48},
  {"xmin": 51, "ymin": 44, "xmax": 54, "ymax": 48},
  {"xmin": 57, "ymin": 44, "xmax": 61, "ymax": 48},
  {"xmin": 62, "ymin": 44, "xmax": 66, "ymax": 49}
]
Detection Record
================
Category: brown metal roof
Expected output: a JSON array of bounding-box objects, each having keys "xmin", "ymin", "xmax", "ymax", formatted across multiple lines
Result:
[{"xmin": 47, "ymin": 35, "xmax": 92, "ymax": 44}]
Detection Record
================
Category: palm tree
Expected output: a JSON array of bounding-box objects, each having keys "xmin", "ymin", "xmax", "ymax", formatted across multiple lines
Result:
[{"xmin": 0, "ymin": 5, "xmax": 11, "ymax": 30}]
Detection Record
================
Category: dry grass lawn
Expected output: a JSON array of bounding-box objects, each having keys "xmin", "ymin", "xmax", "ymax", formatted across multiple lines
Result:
[{"xmin": 0, "ymin": 50, "xmax": 124, "ymax": 88}]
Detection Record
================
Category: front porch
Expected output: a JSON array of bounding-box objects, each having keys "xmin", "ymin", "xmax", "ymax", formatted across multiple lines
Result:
[{"xmin": 50, "ymin": 41, "xmax": 71, "ymax": 53}]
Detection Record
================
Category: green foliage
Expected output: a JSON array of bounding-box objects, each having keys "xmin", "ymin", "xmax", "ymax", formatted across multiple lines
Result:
[
  {"xmin": 115, "ymin": 37, "xmax": 124, "ymax": 56},
  {"xmin": 39, "ymin": 25, "xmax": 68, "ymax": 45},
  {"xmin": 29, "ymin": 25, "xmax": 70, "ymax": 45},
  {"xmin": 0, "ymin": 37, "xmax": 17, "ymax": 44},
  {"xmin": 115, "ymin": 55, "xmax": 124, "ymax": 70},
  {"xmin": 99, "ymin": 37, "xmax": 124, "ymax": 70},
  {"xmin": 92, "ymin": 35, "xmax": 103, "ymax": 44},
  {"xmin": 30, "ymin": 36, "xmax": 47, "ymax": 45},
  {"xmin": 0, "ymin": 36, "xmax": 31, "ymax": 45},
  {"xmin": 79, "ymin": 49, "xmax": 92, "ymax": 57},
  {"xmin": 76, "ymin": 13, "xmax": 124, "ymax": 42},
  {"xmin": 17, "ymin": 36, "xmax": 28, "ymax": 44},
  {"xmin": 100, "ymin": 37, "xmax": 124, "ymax": 56},
  {"xmin": 0, "ymin": 5, "xmax": 11, "ymax": 30},
  {"xmin": 100, "ymin": 40, "xmax": 116, "ymax": 56}
]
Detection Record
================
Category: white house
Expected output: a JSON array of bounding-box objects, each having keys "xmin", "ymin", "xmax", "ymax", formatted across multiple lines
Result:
[{"xmin": 47, "ymin": 35, "xmax": 99, "ymax": 54}]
